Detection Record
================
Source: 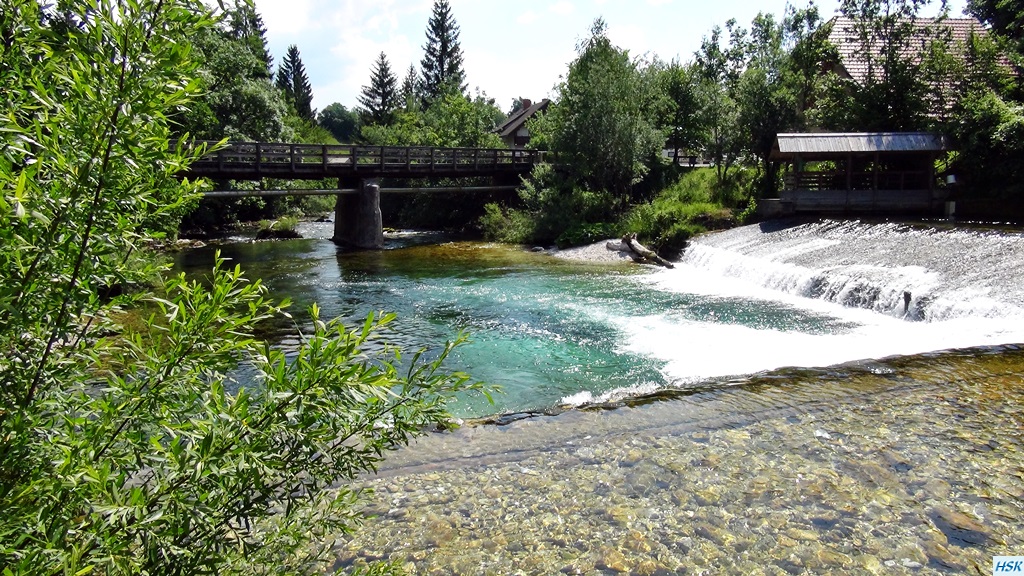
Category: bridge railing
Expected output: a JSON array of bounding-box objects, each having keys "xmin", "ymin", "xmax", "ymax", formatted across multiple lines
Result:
[{"xmin": 182, "ymin": 141, "xmax": 542, "ymax": 178}]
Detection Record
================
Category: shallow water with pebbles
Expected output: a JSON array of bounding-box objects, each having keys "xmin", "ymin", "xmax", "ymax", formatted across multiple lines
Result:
[{"xmin": 332, "ymin": 347, "xmax": 1024, "ymax": 575}]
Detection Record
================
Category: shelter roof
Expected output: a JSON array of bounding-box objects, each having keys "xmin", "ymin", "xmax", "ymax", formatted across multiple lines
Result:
[
  {"xmin": 496, "ymin": 99, "xmax": 551, "ymax": 138},
  {"xmin": 771, "ymin": 132, "xmax": 949, "ymax": 160}
]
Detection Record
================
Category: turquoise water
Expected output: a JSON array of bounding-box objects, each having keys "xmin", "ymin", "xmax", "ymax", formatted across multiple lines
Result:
[
  {"xmin": 176, "ymin": 236, "xmax": 669, "ymax": 416},
  {"xmin": 175, "ymin": 221, "xmax": 1024, "ymax": 419}
]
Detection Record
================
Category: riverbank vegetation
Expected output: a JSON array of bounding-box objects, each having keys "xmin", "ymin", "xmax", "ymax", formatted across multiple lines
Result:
[
  {"xmin": 0, "ymin": 2, "xmax": 486, "ymax": 575},
  {"xmin": 481, "ymin": 0, "xmax": 1024, "ymax": 249},
  {"xmin": 165, "ymin": 0, "xmax": 1023, "ymax": 244}
]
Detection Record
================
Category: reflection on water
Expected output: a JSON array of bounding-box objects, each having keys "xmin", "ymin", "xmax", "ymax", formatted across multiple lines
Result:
[{"xmin": 334, "ymin": 347, "xmax": 1024, "ymax": 574}]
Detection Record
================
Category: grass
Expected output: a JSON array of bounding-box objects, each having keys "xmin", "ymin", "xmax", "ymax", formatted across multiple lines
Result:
[{"xmin": 619, "ymin": 168, "xmax": 749, "ymax": 257}]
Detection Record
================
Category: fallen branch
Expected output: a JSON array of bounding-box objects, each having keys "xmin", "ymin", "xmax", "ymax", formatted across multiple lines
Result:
[{"xmin": 605, "ymin": 234, "xmax": 675, "ymax": 268}]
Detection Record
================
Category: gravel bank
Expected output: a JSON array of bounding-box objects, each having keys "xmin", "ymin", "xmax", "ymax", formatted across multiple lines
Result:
[{"xmin": 547, "ymin": 239, "xmax": 637, "ymax": 264}]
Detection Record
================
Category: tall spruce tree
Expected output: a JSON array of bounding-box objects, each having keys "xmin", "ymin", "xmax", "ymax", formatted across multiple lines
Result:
[
  {"xmin": 276, "ymin": 44, "xmax": 315, "ymax": 121},
  {"xmin": 401, "ymin": 64, "xmax": 419, "ymax": 109},
  {"xmin": 227, "ymin": 0, "xmax": 273, "ymax": 78},
  {"xmin": 358, "ymin": 52, "xmax": 400, "ymax": 125},
  {"xmin": 419, "ymin": 0, "xmax": 467, "ymax": 105}
]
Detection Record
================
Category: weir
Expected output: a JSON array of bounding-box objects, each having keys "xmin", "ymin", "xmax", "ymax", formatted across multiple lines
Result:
[{"xmin": 677, "ymin": 219, "xmax": 1024, "ymax": 321}]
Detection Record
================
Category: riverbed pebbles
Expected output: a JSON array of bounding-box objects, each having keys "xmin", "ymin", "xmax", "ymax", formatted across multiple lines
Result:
[{"xmin": 330, "ymin": 361, "xmax": 1024, "ymax": 575}]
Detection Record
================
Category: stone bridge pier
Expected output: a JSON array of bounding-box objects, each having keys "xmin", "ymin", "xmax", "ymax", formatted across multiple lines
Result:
[{"xmin": 333, "ymin": 178, "xmax": 384, "ymax": 249}]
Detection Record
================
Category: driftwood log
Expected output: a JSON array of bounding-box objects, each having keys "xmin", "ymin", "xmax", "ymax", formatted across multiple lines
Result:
[{"xmin": 606, "ymin": 234, "xmax": 675, "ymax": 268}]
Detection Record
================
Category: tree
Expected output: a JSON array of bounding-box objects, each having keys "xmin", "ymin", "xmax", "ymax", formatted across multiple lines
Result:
[
  {"xmin": 182, "ymin": 26, "xmax": 291, "ymax": 142},
  {"xmin": 547, "ymin": 19, "xmax": 664, "ymax": 200},
  {"xmin": 401, "ymin": 63, "xmax": 420, "ymax": 110},
  {"xmin": 968, "ymin": 0, "xmax": 1024, "ymax": 55},
  {"xmin": 693, "ymin": 20, "xmax": 747, "ymax": 186},
  {"xmin": 0, "ymin": 1, "xmax": 484, "ymax": 574},
  {"xmin": 783, "ymin": 2, "xmax": 832, "ymax": 125},
  {"xmin": 226, "ymin": 0, "xmax": 274, "ymax": 78},
  {"xmin": 358, "ymin": 52, "xmax": 400, "ymax": 125},
  {"xmin": 318, "ymin": 102, "xmax": 360, "ymax": 142},
  {"xmin": 829, "ymin": 0, "xmax": 946, "ymax": 130},
  {"xmin": 361, "ymin": 85, "xmax": 504, "ymax": 148},
  {"xmin": 276, "ymin": 44, "xmax": 315, "ymax": 121},
  {"xmin": 423, "ymin": 87, "xmax": 506, "ymax": 147},
  {"xmin": 419, "ymin": 0, "xmax": 467, "ymax": 104},
  {"xmin": 947, "ymin": 89, "xmax": 1024, "ymax": 198},
  {"xmin": 655, "ymin": 60, "xmax": 704, "ymax": 165},
  {"xmin": 735, "ymin": 12, "xmax": 799, "ymax": 197}
]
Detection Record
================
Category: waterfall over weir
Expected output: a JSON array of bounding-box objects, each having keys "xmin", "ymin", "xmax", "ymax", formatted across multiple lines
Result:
[
  {"xmin": 602, "ymin": 220, "xmax": 1024, "ymax": 400},
  {"xmin": 681, "ymin": 220, "xmax": 1024, "ymax": 322}
]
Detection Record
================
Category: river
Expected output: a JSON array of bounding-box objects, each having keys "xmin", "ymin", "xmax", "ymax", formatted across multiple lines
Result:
[{"xmin": 175, "ymin": 219, "xmax": 1024, "ymax": 574}]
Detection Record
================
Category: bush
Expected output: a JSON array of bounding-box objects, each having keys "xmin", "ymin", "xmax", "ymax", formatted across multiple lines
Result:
[
  {"xmin": 0, "ymin": 3, "xmax": 484, "ymax": 574},
  {"xmin": 620, "ymin": 168, "xmax": 738, "ymax": 257},
  {"xmin": 738, "ymin": 196, "xmax": 759, "ymax": 224},
  {"xmin": 555, "ymin": 222, "xmax": 621, "ymax": 248},
  {"xmin": 479, "ymin": 202, "xmax": 536, "ymax": 244},
  {"xmin": 481, "ymin": 163, "xmax": 620, "ymax": 245},
  {"xmin": 255, "ymin": 216, "xmax": 302, "ymax": 239}
]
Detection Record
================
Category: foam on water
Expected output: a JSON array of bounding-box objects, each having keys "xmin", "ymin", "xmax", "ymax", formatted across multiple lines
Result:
[{"xmin": 561, "ymin": 221, "xmax": 1024, "ymax": 407}]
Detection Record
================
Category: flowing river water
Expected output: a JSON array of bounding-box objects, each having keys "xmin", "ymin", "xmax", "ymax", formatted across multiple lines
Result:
[{"xmin": 176, "ymin": 219, "xmax": 1024, "ymax": 574}]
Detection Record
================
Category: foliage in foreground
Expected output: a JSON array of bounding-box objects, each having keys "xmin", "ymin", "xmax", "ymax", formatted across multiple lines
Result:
[{"xmin": 0, "ymin": 1, "xmax": 483, "ymax": 574}]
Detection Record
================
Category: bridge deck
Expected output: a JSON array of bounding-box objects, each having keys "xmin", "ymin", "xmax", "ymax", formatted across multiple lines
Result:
[{"xmin": 183, "ymin": 142, "xmax": 540, "ymax": 180}]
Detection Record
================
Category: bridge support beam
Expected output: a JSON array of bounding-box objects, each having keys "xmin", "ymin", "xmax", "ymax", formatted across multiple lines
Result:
[{"xmin": 333, "ymin": 178, "xmax": 384, "ymax": 249}]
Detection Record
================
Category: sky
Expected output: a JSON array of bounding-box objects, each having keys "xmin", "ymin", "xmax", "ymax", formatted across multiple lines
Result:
[{"xmin": 253, "ymin": 0, "xmax": 969, "ymax": 115}]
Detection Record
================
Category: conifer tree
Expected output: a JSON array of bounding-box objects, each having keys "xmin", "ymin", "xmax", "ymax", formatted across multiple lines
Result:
[
  {"xmin": 419, "ymin": 0, "xmax": 467, "ymax": 105},
  {"xmin": 227, "ymin": 0, "xmax": 273, "ymax": 78},
  {"xmin": 276, "ymin": 44, "xmax": 315, "ymax": 121},
  {"xmin": 358, "ymin": 52, "xmax": 400, "ymax": 125},
  {"xmin": 401, "ymin": 64, "xmax": 419, "ymax": 110}
]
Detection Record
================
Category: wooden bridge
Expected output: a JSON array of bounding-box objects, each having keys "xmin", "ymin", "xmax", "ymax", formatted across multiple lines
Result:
[
  {"xmin": 183, "ymin": 141, "xmax": 541, "ymax": 180},
  {"xmin": 181, "ymin": 141, "xmax": 542, "ymax": 249}
]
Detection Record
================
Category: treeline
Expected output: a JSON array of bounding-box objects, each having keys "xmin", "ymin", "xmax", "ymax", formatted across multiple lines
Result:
[
  {"xmin": 172, "ymin": 0, "xmax": 338, "ymax": 232},
  {"xmin": 482, "ymin": 0, "xmax": 1024, "ymax": 251},
  {"xmin": 176, "ymin": 0, "xmax": 512, "ymax": 233},
  {"xmin": 176, "ymin": 0, "xmax": 1023, "ymax": 241}
]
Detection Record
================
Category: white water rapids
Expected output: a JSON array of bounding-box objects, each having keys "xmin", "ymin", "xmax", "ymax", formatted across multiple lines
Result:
[{"xmin": 564, "ymin": 220, "xmax": 1024, "ymax": 406}]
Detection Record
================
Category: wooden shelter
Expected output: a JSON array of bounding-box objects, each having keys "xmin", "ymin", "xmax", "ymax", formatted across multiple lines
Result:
[{"xmin": 769, "ymin": 132, "xmax": 950, "ymax": 214}]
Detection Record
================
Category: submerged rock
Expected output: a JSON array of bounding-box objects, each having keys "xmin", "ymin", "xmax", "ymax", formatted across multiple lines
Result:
[{"xmin": 929, "ymin": 506, "xmax": 997, "ymax": 547}]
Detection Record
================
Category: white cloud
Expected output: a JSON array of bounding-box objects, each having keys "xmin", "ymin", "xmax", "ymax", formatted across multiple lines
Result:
[
  {"xmin": 647, "ymin": 0, "xmax": 672, "ymax": 5},
  {"xmin": 462, "ymin": 42, "xmax": 570, "ymax": 111}
]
